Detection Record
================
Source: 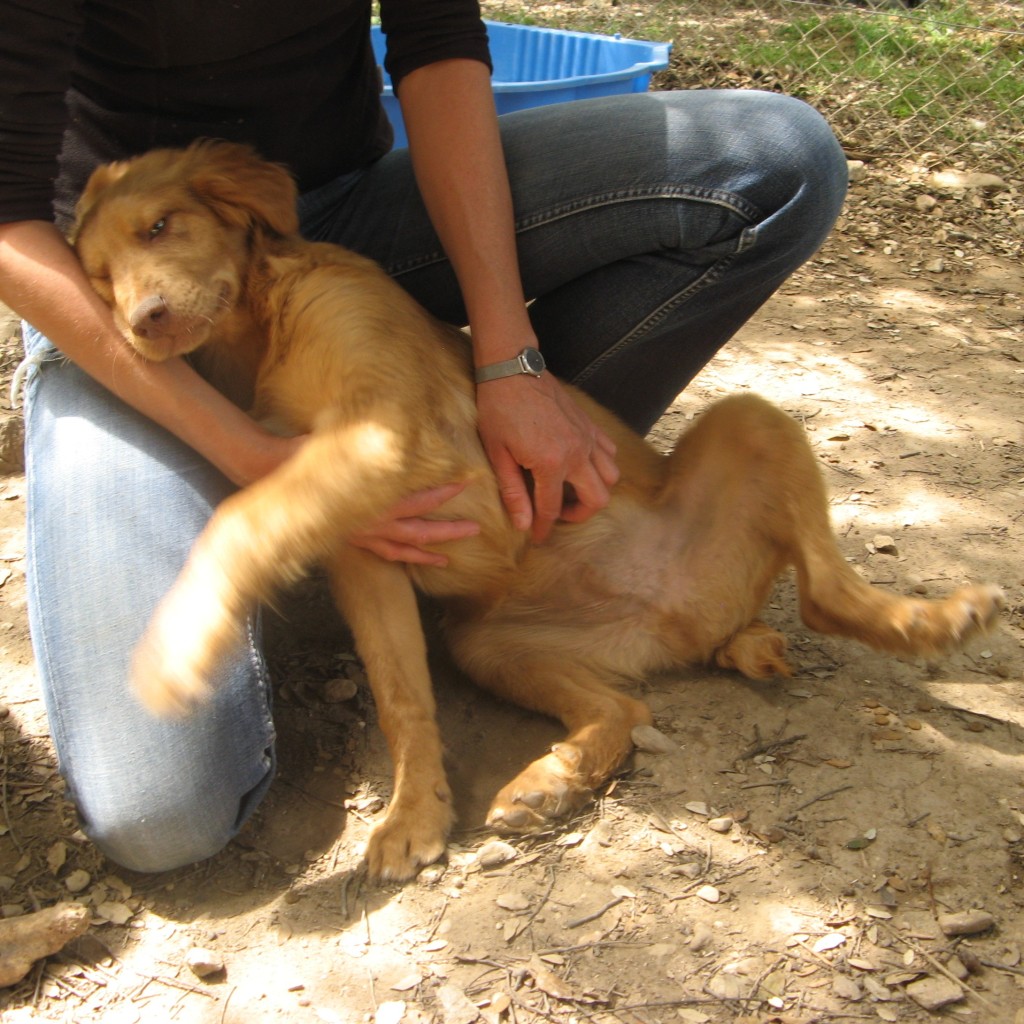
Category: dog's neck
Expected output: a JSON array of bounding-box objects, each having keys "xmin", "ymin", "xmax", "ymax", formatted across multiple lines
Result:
[{"xmin": 188, "ymin": 299, "xmax": 268, "ymax": 411}]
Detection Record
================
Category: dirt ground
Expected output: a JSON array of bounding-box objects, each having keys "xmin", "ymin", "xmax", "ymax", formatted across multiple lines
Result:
[{"xmin": 0, "ymin": 152, "xmax": 1022, "ymax": 1023}]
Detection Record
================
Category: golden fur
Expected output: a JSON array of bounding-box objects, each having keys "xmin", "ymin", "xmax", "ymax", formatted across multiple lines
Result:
[{"xmin": 73, "ymin": 141, "xmax": 1003, "ymax": 881}]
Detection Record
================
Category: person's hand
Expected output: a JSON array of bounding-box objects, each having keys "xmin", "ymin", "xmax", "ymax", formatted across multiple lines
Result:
[
  {"xmin": 476, "ymin": 373, "xmax": 619, "ymax": 543},
  {"xmin": 349, "ymin": 482, "xmax": 481, "ymax": 566}
]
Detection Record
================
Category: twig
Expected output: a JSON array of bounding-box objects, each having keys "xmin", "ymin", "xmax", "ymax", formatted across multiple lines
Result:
[
  {"xmin": 740, "ymin": 778, "xmax": 792, "ymax": 790},
  {"xmin": 567, "ymin": 896, "xmax": 624, "ymax": 930},
  {"xmin": 738, "ymin": 732, "xmax": 806, "ymax": 761},
  {"xmin": 978, "ymin": 957, "xmax": 1024, "ymax": 977},
  {"xmin": 522, "ymin": 868, "xmax": 559, "ymax": 932},
  {"xmin": 1, "ymin": 732, "xmax": 23, "ymax": 853},
  {"xmin": 220, "ymin": 985, "xmax": 237, "ymax": 1024},
  {"xmin": 782, "ymin": 785, "xmax": 853, "ymax": 822},
  {"xmin": 880, "ymin": 922, "xmax": 1000, "ymax": 1014}
]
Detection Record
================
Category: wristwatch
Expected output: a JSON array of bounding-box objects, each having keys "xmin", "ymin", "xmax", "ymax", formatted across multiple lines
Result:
[{"xmin": 474, "ymin": 346, "xmax": 546, "ymax": 384}]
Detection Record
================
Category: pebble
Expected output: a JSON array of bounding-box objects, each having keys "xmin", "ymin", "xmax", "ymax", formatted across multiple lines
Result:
[
  {"xmin": 906, "ymin": 975, "xmax": 965, "ymax": 1011},
  {"xmin": 64, "ymin": 869, "xmax": 91, "ymax": 894},
  {"xmin": 477, "ymin": 840, "xmax": 517, "ymax": 868},
  {"xmin": 695, "ymin": 884, "xmax": 721, "ymax": 904},
  {"xmin": 688, "ymin": 921, "xmax": 714, "ymax": 951},
  {"xmin": 832, "ymin": 974, "xmax": 863, "ymax": 1002},
  {"xmin": 184, "ymin": 946, "xmax": 225, "ymax": 978},
  {"xmin": 707, "ymin": 817, "xmax": 733, "ymax": 834},
  {"xmin": 322, "ymin": 676, "xmax": 358, "ymax": 703},
  {"xmin": 631, "ymin": 724, "xmax": 676, "ymax": 754},
  {"xmin": 496, "ymin": 892, "xmax": 530, "ymax": 912},
  {"xmin": 938, "ymin": 909, "xmax": 995, "ymax": 936}
]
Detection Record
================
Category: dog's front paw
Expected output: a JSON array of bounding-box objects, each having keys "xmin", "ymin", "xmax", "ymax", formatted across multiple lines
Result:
[
  {"xmin": 487, "ymin": 743, "xmax": 592, "ymax": 833},
  {"xmin": 131, "ymin": 624, "xmax": 214, "ymax": 718},
  {"xmin": 364, "ymin": 787, "xmax": 454, "ymax": 882},
  {"xmin": 130, "ymin": 570, "xmax": 247, "ymax": 717}
]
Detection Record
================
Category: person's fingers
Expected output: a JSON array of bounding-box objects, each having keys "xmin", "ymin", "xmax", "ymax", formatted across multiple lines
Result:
[
  {"xmin": 491, "ymin": 445, "xmax": 534, "ymax": 533},
  {"xmin": 384, "ymin": 480, "xmax": 468, "ymax": 519},
  {"xmin": 350, "ymin": 537, "xmax": 450, "ymax": 567}
]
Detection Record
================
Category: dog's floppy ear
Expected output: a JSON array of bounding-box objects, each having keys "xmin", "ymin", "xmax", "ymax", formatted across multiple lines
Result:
[
  {"xmin": 70, "ymin": 160, "xmax": 134, "ymax": 242},
  {"xmin": 185, "ymin": 140, "xmax": 300, "ymax": 237}
]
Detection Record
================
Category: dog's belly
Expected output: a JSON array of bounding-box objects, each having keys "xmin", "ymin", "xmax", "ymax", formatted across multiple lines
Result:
[{"xmin": 482, "ymin": 499, "xmax": 738, "ymax": 676}]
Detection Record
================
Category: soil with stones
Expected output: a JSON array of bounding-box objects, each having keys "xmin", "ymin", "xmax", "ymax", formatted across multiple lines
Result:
[{"xmin": 0, "ymin": 154, "xmax": 1022, "ymax": 1023}]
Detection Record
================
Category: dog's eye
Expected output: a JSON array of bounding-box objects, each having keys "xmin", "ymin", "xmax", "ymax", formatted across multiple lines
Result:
[{"xmin": 148, "ymin": 218, "xmax": 167, "ymax": 238}]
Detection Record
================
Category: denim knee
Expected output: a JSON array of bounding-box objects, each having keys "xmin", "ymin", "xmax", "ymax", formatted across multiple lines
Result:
[{"xmin": 79, "ymin": 794, "xmax": 241, "ymax": 874}]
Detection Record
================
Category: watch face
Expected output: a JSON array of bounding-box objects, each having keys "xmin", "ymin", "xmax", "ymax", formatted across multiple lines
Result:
[{"xmin": 522, "ymin": 347, "xmax": 545, "ymax": 374}]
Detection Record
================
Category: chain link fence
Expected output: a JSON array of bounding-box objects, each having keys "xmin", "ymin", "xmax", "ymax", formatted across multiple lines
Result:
[{"xmin": 482, "ymin": 1, "xmax": 1024, "ymax": 173}]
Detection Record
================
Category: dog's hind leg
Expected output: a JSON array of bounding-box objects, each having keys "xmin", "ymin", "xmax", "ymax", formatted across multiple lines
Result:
[
  {"xmin": 687, "ymin": 395, "xmax": 1004, "ymax": 661},
  {"xmin": 327, "ymin": 549, "xmax": 453, "ymax": 882},
  {"xmin": 132, "ymin": 418, "xmax": 412, "ymax": 717}
]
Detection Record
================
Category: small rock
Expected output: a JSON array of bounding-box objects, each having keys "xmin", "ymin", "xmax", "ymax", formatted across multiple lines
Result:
[
  {"xmin": 684, "ymin": 801, "xmax": 711, "ymax": 817},
  {"xmin": 417, "ymin": 863, "xmax": 446, "ymax": 885},
  {"xmin": 375, "ymin": 1002, "xmax": 406, "ymax": 1024},
  {"xmin": 925, "ymin": 258, "xmax": 946, "ymax": 273},
  {"xmin": 689, "ymin": 921, "xmax": 714, "ymax": 952},
  {"xmin": 938, "ymin": 909, "xmax": 995, "ymax": 936},
  {"xmin": 184, "ymin": 946, "xmax": 225, "ymax": 978},
  {"xmin": 931, "ymin": 168, "xmax": 1008, "ymax": 192},
  {"xmin": 832, "ymin": 974, "xmax": 863, "ymax": 1001},
  {"xmin": 64, "ymin": 869, "xmax": 91, "ymax": 894},
  {"xmin": 631, "ymin": 724, "xmax": 676, "ymax": 754},
  {"xmin": 906, "ymin": 974, "xmax": 965, "ymax": 1011},
  {"xmin": 846, "ymin": 160, "xmax": 866, "ymax": 182},
  {"xmin": 870, "ymin": 534, "xmax": 898, "ymax": 554},
  {"xmin": 436, "ymin": 982, "xmax": 481, "ymax": 1024},
  {"xmin": 707, "ymin": 817, "xmax": 733, "ymax": 834},
  {"xmin": 914, "ymin": 194, "xmax": 937, "ymax": 212},
  {"xmin": 706, "ymin": 972, "xmax": 749, "ymax": 1000},
  {"xmin": 477, "ymin": 840, "xmax": 517, "ymax": 869},
  {"xmin": 322, "ymin": 677, "xmax": 358, "ymax": 703},
  {"xmin": 95, "ymin": 901, "xmax": 133, "ymax": 925},
  {"xmin": 695, "ymin": 885, "xmax": 721, "ymax": 904},
  {"xmin": 964, "ymin": 171, "xmax": 1009, "ymax": 192},
  {"xmin": 496, "ymin": 892, "xmax": 530, "ymax": 912}
]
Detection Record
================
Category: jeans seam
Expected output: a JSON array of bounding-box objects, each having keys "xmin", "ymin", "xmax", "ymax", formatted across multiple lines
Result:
[
  {"xmin": 570, "ymin": 250, "xmax": 739, "ymax": 387},
  {"xmin": 388, "ymin": 185, "xmax": 763, "ymax": 279}
]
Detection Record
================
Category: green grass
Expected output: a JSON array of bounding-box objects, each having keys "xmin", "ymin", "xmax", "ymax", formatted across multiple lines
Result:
[
  {"xmin": 735, "ymin": 2, "xmax": 1024, "ymax": 116},
  {"xmin": 483, "ymin": 0, "xmax": 1023, "ymax": 162}
]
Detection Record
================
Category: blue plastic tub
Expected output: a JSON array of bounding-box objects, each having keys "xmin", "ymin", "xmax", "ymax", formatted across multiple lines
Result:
[{"xmin": 371, "ymin": 21, "xmax": 671, "ymax": 149}]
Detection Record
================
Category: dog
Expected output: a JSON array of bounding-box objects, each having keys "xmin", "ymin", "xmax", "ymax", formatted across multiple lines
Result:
[{"xmin": 71, "ymin": 140, "xmax": 1003, "ymax": 881}]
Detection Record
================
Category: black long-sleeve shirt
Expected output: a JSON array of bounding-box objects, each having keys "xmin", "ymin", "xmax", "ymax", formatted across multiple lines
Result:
[{"xmin": 0, "ymin": 0, "xmax": 491, "ymax": 230}]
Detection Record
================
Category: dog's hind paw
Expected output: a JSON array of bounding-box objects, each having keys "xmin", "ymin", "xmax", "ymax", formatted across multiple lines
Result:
[
  {"xmin": 896, "ymin": 584, "xmax": 1005, "ymax": 656},
  {"xmin": 487, "ymin": 743, "xmax": 593, "ymax": 833}
]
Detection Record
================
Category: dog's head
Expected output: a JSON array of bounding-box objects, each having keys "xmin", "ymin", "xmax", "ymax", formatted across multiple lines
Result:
[{"xmin": 72, "ymin": 140, "xmax": 299, "ymax": 361}]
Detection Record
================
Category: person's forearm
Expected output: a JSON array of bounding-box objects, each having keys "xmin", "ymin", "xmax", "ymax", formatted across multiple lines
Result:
[
  {"xmin": 0, "ymin": 219, "xmax": 288, "ymax": 485},
  {"xmin": 396, "ymin": 59, "xmax": 536, "ymax": 368}
]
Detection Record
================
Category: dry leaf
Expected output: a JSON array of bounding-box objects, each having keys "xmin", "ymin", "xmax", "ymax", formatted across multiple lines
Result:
[
  {"xmin": 46, "ymin": 842, "xmax": 67, "ymax": 875},
  {"xmin": 812, "ymin": 932, "xmax": 847, "ymax": 953},
  {"xmin": 95, "ymin": 901, "xmax": 133, "ymax": 925},
  {"xmin": 390, "ymin": 973, "xmax": 422, "ymax": 992}
]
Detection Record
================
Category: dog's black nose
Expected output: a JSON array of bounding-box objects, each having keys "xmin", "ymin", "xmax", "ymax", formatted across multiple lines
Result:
[{"xmin": 129, "ymin": 295, "xmax": 169, "ymax": 339}]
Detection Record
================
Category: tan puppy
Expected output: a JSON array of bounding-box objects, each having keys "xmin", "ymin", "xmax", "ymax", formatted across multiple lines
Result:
[{"xmin": 73, "ymin": 141, "xmax": 1003, "ymax": 881}]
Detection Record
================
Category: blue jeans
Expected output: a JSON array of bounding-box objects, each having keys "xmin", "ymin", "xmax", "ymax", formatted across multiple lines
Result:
[{"xmin": 22, "ymin": 90, "xmax": 847, "ymax": 871}]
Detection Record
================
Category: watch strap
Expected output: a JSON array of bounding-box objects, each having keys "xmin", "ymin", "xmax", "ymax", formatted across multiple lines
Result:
[{"xmin": 474, "ymin": 347, "xmax": 545, "ymax": 384}]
